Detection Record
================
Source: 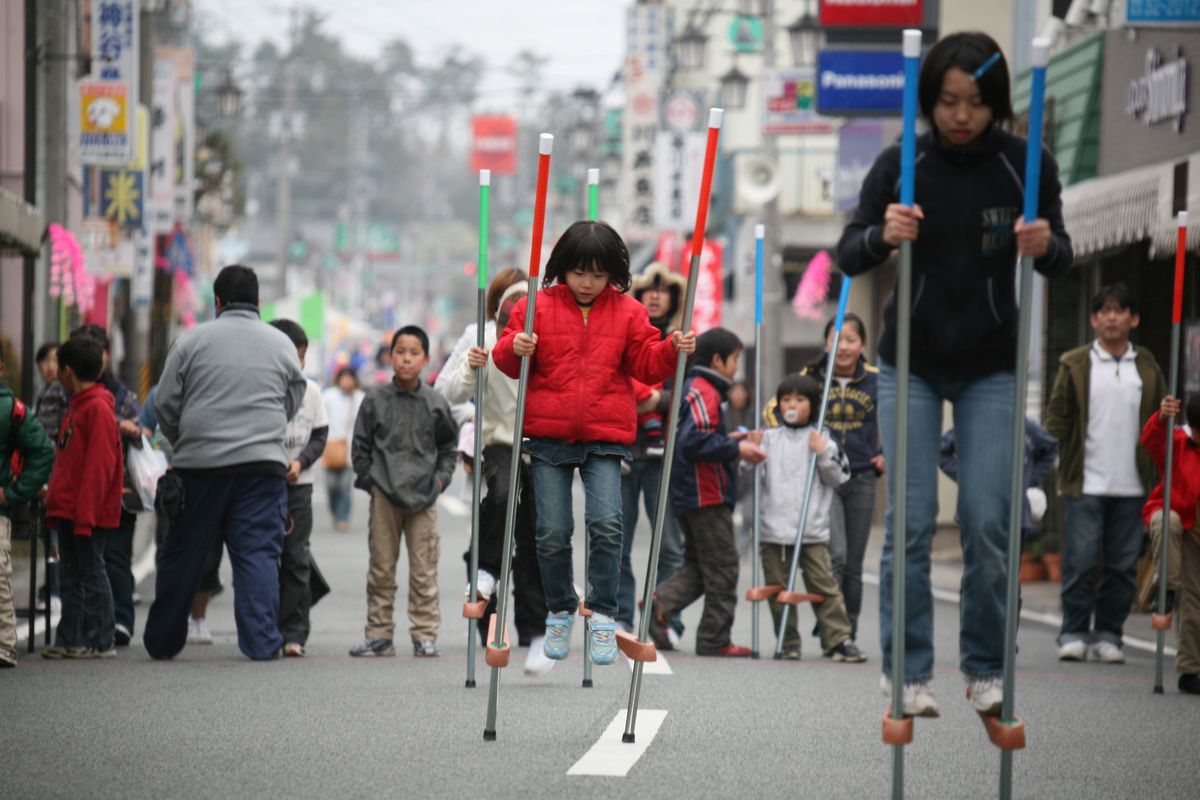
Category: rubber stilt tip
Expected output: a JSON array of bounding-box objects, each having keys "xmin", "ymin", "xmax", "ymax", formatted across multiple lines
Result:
[
  {"xmin": 483, "ymin": 730, "xmax": 497, "ymax": 741},
  {"xmin": 582, "ymin": 679, "xmax": 594, "ymax": 688},
  {"xmin": 1154, "ymin": 685, "xmax": 1165, "ymax": 695},
  {"xmin": 465, "ymin": 680, "xmax": 476, "ymax": 689},
  {"xmin": 622, "ymin": 733, "xmax": 636, "ymax": 744}
]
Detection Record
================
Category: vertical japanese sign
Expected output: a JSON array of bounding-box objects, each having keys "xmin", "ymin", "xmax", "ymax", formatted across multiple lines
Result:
[
  {"xmin": 623, "ymin": 3, "xmax": 668, "ymax": 245},
  {"xmin": 149, "ymin": 48, "xmax": 196, "ymax": 231},
  {"xmin": 79, "ymin": 0, "xmax": 139, "ymax": 165}
]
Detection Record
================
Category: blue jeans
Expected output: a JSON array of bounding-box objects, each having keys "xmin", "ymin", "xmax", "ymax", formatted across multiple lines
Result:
[
  {"xmin": 829, "ymin": 469, "xmax": 878, "ymax": 639},
  {"xmin": 527, "ymin": 439, "xmax": 625, "ymax": 617},
  {"xmin": 56, "ymin": 523, "xmax": 115, "ymax": 651},
  {"xmin": 1059, "ymin": 494, "xmax": 1145, "ymax": 646},
  {"xmin": 326, "ymin": 467, "xmax": 353, "ymax": 525},
  {"xmin": 619, "ymin": 458, "xmax": 684, "ymax": 629},
  {"xmin": 878, "ymin": 363, "xmax": 1015, "ymax": 681}
]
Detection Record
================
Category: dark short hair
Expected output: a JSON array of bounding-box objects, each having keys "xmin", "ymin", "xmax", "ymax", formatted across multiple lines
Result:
[
  {"xmin": 391, "ymin": 325, "xmax": 429, "ymax": 356},
  {"xmin": 57, "ymin": 336, "xmax": 104, "ymax": 382},
  {"xmin": 1091, "ymin": 283, "xmax": 1137, "ymax": 315},
  {"xmin": 822, "ymin": 311, "xmax": 867, "ymax": 343},
  {"xmin": 776, "ymin": 373, "xmax": 823, "ymax": 418},
  {"xmin": 36, "ymin": 342, "xmax": 59, "ymax": 363},
  {"xmin": 692, "ymin": 327, "xmax": 742, "ymax": 370},
  {"xmin": 214, "ymin": 264, "xmax": 260, "ymax": 306},
  {"xmin": 269, "ymin": 318, "xmax": 308, "ymax": 350},
  {"xmin": 334, "ymin": 366, "xmax": 358, "ymax": 386},
  {"xmin": 70, "ymin": 323, "xmax": 110, "ymax": 352},
  {"xmin": 487, "ymin": 268, "xmax": 529, "ymax": 321},
  {"xmin": 919, "ymin": 31, "xmax": 1013, "ymax": 126},
  {"xmin": 542, "ymin": 221, "xmax": 632, "ymax": 293}
]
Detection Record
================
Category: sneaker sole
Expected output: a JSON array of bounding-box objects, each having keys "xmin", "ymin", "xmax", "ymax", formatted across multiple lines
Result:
[
  {"xmin": 1058, "ymin": 651, "xmax": 1086, "ymax": 662},
  {"xmin": 832, "ymin": 654, "xmax": 868, "ymax": 663}
]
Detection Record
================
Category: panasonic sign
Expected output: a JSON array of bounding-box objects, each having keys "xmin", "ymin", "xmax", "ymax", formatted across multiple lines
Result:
[
  {"xmin": 1125, "ymin": 47, "xmax": 1189, "ymax": 133},
  {"xmin": 817, "ymin": 50, "xmax": 905, "ymax": 115}
]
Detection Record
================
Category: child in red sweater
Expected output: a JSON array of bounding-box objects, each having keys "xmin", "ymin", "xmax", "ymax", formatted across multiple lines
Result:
[
  {"xmin": 492, "ymin": 221, "xmax": 695, "ymax": 665},
  {"xmin": 43, "ymin": 336, "xmax": 124, "ymax": 659}
]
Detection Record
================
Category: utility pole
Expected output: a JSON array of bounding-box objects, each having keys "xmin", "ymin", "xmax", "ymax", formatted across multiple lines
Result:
[
  {"xmin": 761, "ymin": 0, "xmax": 784, "ymax": 397},
  {"xmin": 275, "ymin": 8, "xmax": 298, "ymax": 297},
  {"xmin": 123, "ymin": 2, "xmax": 155, "ymax": 395},
  {"xmin": 39, "ymin": 0, "xmax": 70, "ymax": 346}
]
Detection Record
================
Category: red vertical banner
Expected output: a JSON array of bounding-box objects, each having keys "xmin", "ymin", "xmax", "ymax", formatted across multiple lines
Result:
[
  {"xmin": 471, "ymin": 116, "xmax": 518, "ymax": 174},
  {"xmin": 654, "ymin": 233, "xmax": 724, "ymax": 334}
]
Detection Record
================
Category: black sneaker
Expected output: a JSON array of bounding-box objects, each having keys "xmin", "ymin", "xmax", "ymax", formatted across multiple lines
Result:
[
  {"xmin": 1180, "ymin": 673, "xmax": 1200, "ymax": 695},
  {"xmin": 829, "ymin": 640, "xmax": 867, "ymax": 663},
  {"xmin": 781, "ymin": 645, "xmax": 802, "ymax": 661},
  {"xmin": 349, "ymin": 638, "xmax": 395, "ymax": 657},
  {"xmin": 413, "ymin": 639, "xmax": 439, "ymax": 657},
  {"xmin": 114, "ymin": 624, "xmax": 132, "ymax": 647}
]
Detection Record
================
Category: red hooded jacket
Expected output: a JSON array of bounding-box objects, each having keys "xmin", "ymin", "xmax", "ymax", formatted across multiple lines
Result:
[
  {"xmin": 46, "ymin": 384, "xmax": 123, "ymax": 536},
  {"xmin": 1141, "ymin": 410, "xmax": 1200, "ymax": 531},
  {"xmin": 493, "ymin": 284, "xmax": 678, "ymax": 445}
]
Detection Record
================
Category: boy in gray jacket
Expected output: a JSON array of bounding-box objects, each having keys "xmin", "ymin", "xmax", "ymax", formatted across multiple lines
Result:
[
  {"xmin": 753, "ymin": 374, "xmax": 864, "ymax": 662},
  {"xmin": 350, "ymin": 325, "xmax": 457, "ymax": 658}
]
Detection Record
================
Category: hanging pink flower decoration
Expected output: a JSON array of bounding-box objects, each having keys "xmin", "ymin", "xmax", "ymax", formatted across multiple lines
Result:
[
  {"xmin": 791, "ymin": 250, "xmax": 832, "ymax": 321},
  {"xmin": 173, "ymin": 268, "xmax": 197, "ymax": 328},
  {"xmin": 48, "ymin": 223, "xmax": 96, "ymax": 316}
]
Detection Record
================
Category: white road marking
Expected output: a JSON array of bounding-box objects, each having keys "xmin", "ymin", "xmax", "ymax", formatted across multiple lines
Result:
[
  {"xmin": 438, "ymin": 495, "xmax": 469, "ymax": 518},
  {"xmin": 863, "ymin": 571, "xmax": 1178, "ymax": 657},
  {"xmin": 625, "ymin": 651, "xmax": 673, "ymax": 675},
  {"xmin": 567, "ymin": 709, "xmax": 668, "ymax": 777}
]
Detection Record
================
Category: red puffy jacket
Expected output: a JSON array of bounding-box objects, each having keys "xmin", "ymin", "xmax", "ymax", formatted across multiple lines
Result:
[
  {"xmin": 46, "ymin": 384, "xmax": 123, "ymax": 536},
  {"xmin": 1141, "ymin": 410, "xmax": 1200, "ymax": 531},
  {"xmin": 493, "ymin": 284, "xmax": 678, "ymax": 445}
]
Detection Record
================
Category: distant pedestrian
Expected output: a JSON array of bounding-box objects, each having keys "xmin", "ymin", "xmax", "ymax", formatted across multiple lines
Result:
[
  {"xmin": 32, "ymin": 341, "xmax": 65, "ymax": 614},
  {"xmin": 649, "ymin": 328, "xmax": 766, "ymax": 657},
  {"xmin": 42, "ymin": 336, "xmax": 123, "ymax": 659},
  {"xmin": 0, "ymin": 347, "xmax": 55, "ymax": 668},
  {"xmin": 269, "ymin": 319, "xmax": 328, "ymax": 658},
  {"xmin": 349, "ymin": 325, "xmax": 457, "ymax": 658},
  {"xmin": 1045, "ymin": 283, "xmax": 1165, "ymax": 664},
  {"xmin": 143, "ymin": 265, "xmax": 306, "ymax": 661},
  {"xmin": 492, "ymin": 221, "xmax": 695, "ymax": 666},
  {"xmin": 321, "ymin": 368, "xmax": 363, "ymax": 531}
]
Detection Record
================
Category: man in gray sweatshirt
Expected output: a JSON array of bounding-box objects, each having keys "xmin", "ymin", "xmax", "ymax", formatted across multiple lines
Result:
[{"xmin": 143, "ymin": 265, "xmax": 306, "ymax": 661}]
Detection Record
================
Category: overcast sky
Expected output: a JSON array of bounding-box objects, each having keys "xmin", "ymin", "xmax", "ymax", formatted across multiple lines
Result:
[{"xmin": 194, "ymin": 0, "xmax": 628, "ymax": 108}]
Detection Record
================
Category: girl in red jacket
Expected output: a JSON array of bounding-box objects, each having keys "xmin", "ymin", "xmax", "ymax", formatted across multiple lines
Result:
[{"xmin": 492, "ymin": 221, "xmax": 695, "ymax": 666}]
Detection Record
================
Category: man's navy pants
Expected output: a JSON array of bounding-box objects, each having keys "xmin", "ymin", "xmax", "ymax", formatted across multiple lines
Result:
[{"xmin": 144, "ymin": 471, "xmax": 288, "ymax": 661}]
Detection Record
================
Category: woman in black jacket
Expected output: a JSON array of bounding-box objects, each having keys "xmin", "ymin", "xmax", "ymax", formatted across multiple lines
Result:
[{"xmin": 836, "ymin": 31, "xmax": 1073, "ymax": 719}]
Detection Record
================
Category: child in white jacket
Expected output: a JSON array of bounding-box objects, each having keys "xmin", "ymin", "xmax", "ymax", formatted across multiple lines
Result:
[{"xmin": 754, "ymin": 374, "xmax": 865, "ymax": 662}]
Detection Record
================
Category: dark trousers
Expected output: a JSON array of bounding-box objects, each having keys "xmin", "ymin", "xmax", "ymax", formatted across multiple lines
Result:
[
  {"xmin": 279, "ymin": 484, "xmax": 314, "ymax": 645},
  {"xmin": 619, "ymin": 458, "xmax": 684, "ymax": 630},
  {"xmin": 144, "ymin": 472, "xmax": 287, "ymax": 661},
  {"xmin": 828, "ymin": 470, "xmax": 877, "ymax": 639},
  {"xmin": 654, "ymin": 505, "xmax": 739, "ymax": 652},
  {"xmin": 470, "ymin": 444, "xmax": 546, "ymax": 645},
  {"xmin": 1059, "ymin": 494, "xmax": 1145, "ymax": 646},
  {"xmin": 56, "ymin": 523, "xmax": 115, "ymax": 651},
  {"xmin": 102, "ymin": 509, "xmax": 137, "ymax": 633}
]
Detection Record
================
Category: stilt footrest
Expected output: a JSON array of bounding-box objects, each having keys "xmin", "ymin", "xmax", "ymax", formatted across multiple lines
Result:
[
  {"xmin": 578, "ymin": 599, "xmax": 593, "ymax": 617},
  {"xmin": 615, "ymin": 631, "xmax": 657, "ymax": 662},
  {"xmin": 881, "ymin": 708, "xmax": 913, "ymax": 745},
  {"xmin": 776, "ymin": 591, "xmax": 824, "ymax": 606},
  {"xmin": 746, "ymin": 584, "xmax": 784, "ymax": 602},
  {"xmin": 463, "ymin": 600, "xmax": 486, "ymax": 619},
  {"xmin": 485, "ymin": 614, "xmax": 511, "ymax": 668},
  {"xmin": 1151, "ymin": 612, "xmax": 1173, "ymax": 631},
  {"xmin": 980, "ymin": 714, "xmax": 1025, "ymax": 750}
]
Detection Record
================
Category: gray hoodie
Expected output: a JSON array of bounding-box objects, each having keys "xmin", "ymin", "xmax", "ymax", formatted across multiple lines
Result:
[
  {"xmin": 156, "ymin": 305, "xmax": 306, "ymax": 471},
  {"xmin": 751, "ymin": 423, "xmax": 850, "ymax": 546},
  {"xmin": 352, "ymin": 378, "xmax": 458, "ymax": 512}
]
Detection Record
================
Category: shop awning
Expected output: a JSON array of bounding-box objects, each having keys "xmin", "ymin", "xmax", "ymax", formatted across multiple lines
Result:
[
  {"xmin": 1061, "ymin": 155, "xmax": 1199, "ymax": 260},
  {"xmin": 0, "ymin": 186, "xmax": 43, "ymax": 257}
]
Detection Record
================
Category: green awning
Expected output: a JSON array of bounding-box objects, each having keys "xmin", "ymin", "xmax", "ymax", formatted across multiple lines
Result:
[{"xmin": 0, "ymin": 186, "xmax": 43, "ymax": 257}]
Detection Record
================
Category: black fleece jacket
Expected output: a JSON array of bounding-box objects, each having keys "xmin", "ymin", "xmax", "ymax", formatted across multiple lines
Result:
[{"xmin": 837, "ymin": 125, "xmax": 1073, "ymax": 383}]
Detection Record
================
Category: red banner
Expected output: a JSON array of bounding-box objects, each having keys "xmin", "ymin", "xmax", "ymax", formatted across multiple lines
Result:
[
  {"xmin": 471, "ymin": 116, "xmax": 518, "ymax": 174},
  {"xmin": 655, "ymin": 232, "xmax": 724, "ymax": 334},
  {"xmin": 819, "ymin": 0, "xmax": 923, "ymax": 27}
]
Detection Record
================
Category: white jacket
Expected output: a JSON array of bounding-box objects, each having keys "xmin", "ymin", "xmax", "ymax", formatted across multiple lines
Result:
[
  {"xmin": 440, "ymin": 320, "xmax": 518, "ymax": 448},
  {"xmin": 751, "ymin": 424, "xmax": 850, "ymax": 546}
]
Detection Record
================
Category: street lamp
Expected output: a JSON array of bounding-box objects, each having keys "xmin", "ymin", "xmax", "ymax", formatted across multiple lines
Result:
[
  {"xmin": 787, "ymin": 9, "xmax": 821, "ymax": 67},
  {"xmin": 719, "ymin": 63, "xmax": 750, "ymax": 111},
  {"xmin": 676, "ymin": 23, "xmax": 708, "ymax": 70},
  {"xmin": 216, "ymin": 67, "xmax": 244, "ymax": 119}
]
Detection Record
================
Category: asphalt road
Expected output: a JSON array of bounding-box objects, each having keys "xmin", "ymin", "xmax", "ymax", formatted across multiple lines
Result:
[{"xmin": 2, "ymin": 472, "xmax": 1196, "ymax": 799}]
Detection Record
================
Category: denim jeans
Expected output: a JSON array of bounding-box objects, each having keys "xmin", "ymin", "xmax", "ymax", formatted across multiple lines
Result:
[
  {"xmin": 878, "ymin": 362, "xmax": 1015, "ymax": 681},
  {"xmin": 619, "ymin": 458, "xmax": 684, "ymax": 629},
  {"xmin": 102, "ymin": 510, "xmax": 137, "ymax": 634},
  {"xmin": 1059, "ymin": 494, "xmax": 1145, "ymax": 646},
  {"xmin": 527, "ymin": 439, "xmax": 625, "ymax": 617},
  {"xmin": 326, "ymin": 467, "xmax": 353, "ymax": 525},
  {"xmin": 829, "ymin": 469, "xmax": 878, "ymax": 639},
  {"xmin": 56, "ymin": 523, "xmax": 116, "ymax": 651}
]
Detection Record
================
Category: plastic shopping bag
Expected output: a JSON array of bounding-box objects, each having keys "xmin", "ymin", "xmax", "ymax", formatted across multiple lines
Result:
[{"xmin": 127, "ymin": 435, "xmax": 169, "ymax": 510}]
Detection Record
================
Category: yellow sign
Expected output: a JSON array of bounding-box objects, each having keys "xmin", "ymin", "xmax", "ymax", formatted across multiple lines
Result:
[{"xmin": 80, "ymin": 82, "xmax": 128, "ymax": 135}]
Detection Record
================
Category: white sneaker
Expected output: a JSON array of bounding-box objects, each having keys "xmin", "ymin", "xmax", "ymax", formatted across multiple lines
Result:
[
  {"xmin": 1058, "ymin": 639, "xmax": 1088, "ymax": 661},
  {"xmin": 1089, "ymin": 640, "xmax": 1125, "ymax": 664},
  {"xmin": 466, "ymin": 569, "xmax": 497, "ymax": 602},
  {"xmin": 879, "ymin": 675, "xmax": 941, "ymax": 718},
  {"xmin": 187, "ymin": 617, "xmax": 213, "ymax": 645},
  {"xmin": 966, "ymin": 676, "xmax": 1004, "ymax": 715},
  {"xmin": 523, "ymin": 636, "xmax": 557, "ymax": 677}
]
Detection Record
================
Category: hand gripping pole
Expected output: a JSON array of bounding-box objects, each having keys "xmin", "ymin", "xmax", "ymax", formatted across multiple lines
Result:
[
  {"xmin": 484, "ymin": 133, "xmax": 552, "ymax": 741},
  {"xmin": 465, "ymin": 169, "xmax": 491, "ymax": 689},
  {"xmin": 750, "ymin": 223, "xmax": 766, "ymax": 657},
  {"xmin": 623, "ymin": 108, "xmax": 723, "ymax": 745},
  {"xmin": 994, "ymin": 37, "xmax": 1050, "ymax": 800},
  {"xmin": 581, "ymin": 166, "xmax": 601, "ymax": 690},
  {"xmin": 1155, "ymin": 209, "xmax": 1189, "ymax": 693},
  {"xmin": 887, "ymin": 29, "xmax": 922, "ymax": 800},
  {"xmin": 772, "ymin": 276, "xmax": 850, "ymax": 658}
]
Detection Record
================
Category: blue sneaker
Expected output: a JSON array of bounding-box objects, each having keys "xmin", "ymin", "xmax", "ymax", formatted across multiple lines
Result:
[
  {"xmin": 542, "ymin": 612, "xmax": 574, "ymax": 660},
  {"xmin": 590, "ymin": 613, "xmax": 618, "ymax": 665}
]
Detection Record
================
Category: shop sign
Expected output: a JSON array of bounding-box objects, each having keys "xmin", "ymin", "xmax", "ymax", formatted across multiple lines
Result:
[{"xmin": 1126, "ymin": 47, "xmax": 1188, "ymax": 132}]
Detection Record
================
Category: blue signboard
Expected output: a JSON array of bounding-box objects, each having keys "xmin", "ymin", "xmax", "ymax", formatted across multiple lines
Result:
[
  {"xmin": 1127, "ymin": 0, "xmax": 1200, "ymax": 23},
  {"xmin": 816, "ymin": 50, "xmax": 904, "ymax": 115}
]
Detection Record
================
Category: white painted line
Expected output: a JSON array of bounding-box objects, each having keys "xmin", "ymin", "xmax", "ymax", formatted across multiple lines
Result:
[
  {"xmin": 438, "ymin": 495, "xmax": 469, "ymax": 518},
  {"xmin": 133, "ymin": 541, "xmax": 157, "ymax": 584},
  {"xmin": 863, "ymin": 571, "xmax": 1177, "ymax": 657},
  {"xmin": 625, "ymin": 651, "xmax": 673, "ymax": 675},
  {"xmin": 567, "ymin": 709, "xmax": 667, "ymax": 777}
]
